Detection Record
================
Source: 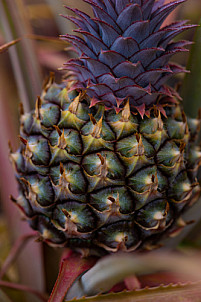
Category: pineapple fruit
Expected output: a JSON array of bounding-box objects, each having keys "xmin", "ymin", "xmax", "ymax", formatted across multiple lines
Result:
[{"xmin": 10, "ymin": 0, "xmax": 201, "ymax": 255}]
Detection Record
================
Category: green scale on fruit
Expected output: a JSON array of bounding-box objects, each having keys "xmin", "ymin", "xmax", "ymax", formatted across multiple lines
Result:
[{"xmin": 10, "ymin": 0, "xmax": 201, "ymax": 254}]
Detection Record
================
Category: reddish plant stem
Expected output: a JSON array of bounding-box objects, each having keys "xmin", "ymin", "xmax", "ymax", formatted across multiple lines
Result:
[
  {"xmin": 0, "ymin": 232, "xmax": 38, "ymax": 280},
  {"xmin": 0, "ymin": 280, "xmax": 48, "ymax": 302},
  {"xmin": 49, "ymin": 250, "xmax": 98, "ymax": 302}
]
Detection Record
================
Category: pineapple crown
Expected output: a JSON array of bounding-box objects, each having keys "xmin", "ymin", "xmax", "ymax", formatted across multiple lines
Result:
[{"xmin": 62, "ymin": 0, "xmax": 194, "ymax": 114}]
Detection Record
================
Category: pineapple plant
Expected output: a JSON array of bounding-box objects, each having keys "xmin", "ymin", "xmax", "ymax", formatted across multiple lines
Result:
[{"xmin": 10, "ymin": 0, "xmax": 201, "ymax": 256}]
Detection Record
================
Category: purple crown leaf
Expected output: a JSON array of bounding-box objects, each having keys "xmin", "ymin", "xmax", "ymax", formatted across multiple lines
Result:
[
  {"xmin": 63, "ymin": 0, "xmax": 194, "ymax": 110},
  {"xmin": 84, "ymin": 0, "xmax": 120, "ymax": 32},
  {"xmin": 142, "ymin": 0, "xmax": 156, "ymax": 19},
  {"xmin": 111, "ymin": 36, "xmax": 139, "ymax": 57},
  {"xmin": 130, "ymin": 47, "xmax": 165, "ymax": 67},
  {"xmin": 93, "ymin": 18, "xmax": 119, "ymax": 47},
  {"xmin": 98, "ymin": 50, "xmax": 125, "ymax": 68},
  {"xmin": 113, "ymin": 61, "xmax": 144, "ymax": 78},
  {"xmin": 150, "ymin": 0, "xmax": 186, "ymax": 32},
  {"xmin": 123, "ymin": 20, "xmax": 150, "ymax": 43},
  {"xmin": 117, "ymin": 4, "xmax": 143, "ymax": 31},
  {"xmin": 103, "ymin": 0, "xmax": 118, "ymax": 19}
]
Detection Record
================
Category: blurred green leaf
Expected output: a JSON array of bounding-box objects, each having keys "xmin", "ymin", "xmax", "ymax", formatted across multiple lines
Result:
[
  {"xmin": 0, "ymin": 0, "xmax": 43, "ymax": 111},
  {"xmin": 0, "ymin": 290, "xmax": 12, "ymax": 302},
  {"xmin": 182, "ymin": 19, "xmax": 201, "ymax": 117},
  {"xmin": 66, "ymin": 252, "xmax": 201, "ymax": 300},
  {"xmin": 66, "ymin": 282, "xmax": 201, "ymax": 302}
]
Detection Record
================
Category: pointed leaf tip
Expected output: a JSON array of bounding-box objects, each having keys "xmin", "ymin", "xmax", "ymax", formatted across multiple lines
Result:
[
  {"xmin": 135, "ymin": 103, "xmax": 146, "ymax": 119},
  {"xmin": 0, "ymin": 38, "xmax": 20, "ymax": 53}
]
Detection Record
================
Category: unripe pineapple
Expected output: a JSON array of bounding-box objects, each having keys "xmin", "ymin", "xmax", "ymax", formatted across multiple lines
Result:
[{"xmin": 10, "ymin": 0, "xmax": 201, "ymax": 255}]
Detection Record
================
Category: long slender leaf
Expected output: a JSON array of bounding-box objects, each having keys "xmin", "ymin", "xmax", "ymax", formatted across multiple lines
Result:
[
  {"xmin": 66, "ymin": 282, "xmax": 201, "ymax": 302},
  {"xmin": 0, "ymin": 290, "xmax": 12, "ymax": 302},
  {"xmin": 66, "ymin": 252, "xmax": 201, "ymax": 300},
  {"xmin": 0, "ymin": 280, "xmax": 48, "ymax": 302},
  {"xmin": 0, "ymin": 1, "xmax": 30, "ymax": 112},
  {"xmin": 0, "ymin": 39, "xmax": 20, "ymax": 53},
  {"xmin": 0, "ymin": 0, "xmax": 43, "ymax": 110},
  {"xmin": 182, "ymin": 18, "xmax": 201, "ymax": 117},
  {"xmin": 0, "ymin": 47, "xmax": 45, "ymax": 302}
]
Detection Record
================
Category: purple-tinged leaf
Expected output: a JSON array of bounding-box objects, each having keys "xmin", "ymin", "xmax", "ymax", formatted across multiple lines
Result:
[
  {"xmin": 63, "ymin": 14, "xmax": 100, "ymax": 48},
  {"xmin": 65, "ymin": 7, "xmax": 98, "ymax": 32},
  {"xmin": 140, "ymin": 28, "xmax": 169, "ymax": 49},
  {"xmin": 83, "ymin": 0, "xmax": 120, "ymax": 33},
  {"xmin": 166, "ymin": 40, "xmax": 193, "ymax": 51},
  {"xmin": 169, "ymin": 63, "xmax": 189, "ymax": 74},
  {"xmin": 158, "ymin": 85, "xmax": 177, "ymax": 98},
  {"xmin": 148, "ymin": 49, "xmax": 189, "ymax": 69},
  {"xmin": 64, "ymin": 60, "xmax": 96, "ymax": 82},
  {"xmin": 150, "ymin": 0, "xmax": 186, "ymax": 32},
  {"xmin": 68, "ymin": 81, "xmax": 86, "ymax": 93},
  {"xmin": 65, "ymin": 58, "xmax": 83, "ymax": 67},
  {"xmin": 63, "ymin": 15, "xmax": 88, "ymax": 32},
  {"xmin": 135, "ymin": 67, "xmax": 172, "ymax": 87},
  {"xmin": 133, "ymin": 92, "xmax": 157, "ymax": 106},
  {"xmin": 84, "ymin": 57, "xmax": 111, "ymax": 76},
  {"xmin": 134, "ymin": 103, "xmax": 146, "ymax": 119},
  {"xmin": 98, "ymin": 74, "xmax": 135, "ymax": 91},
  {"xmin": 160, "ymin": 24, "xmax": 196, "ymax": 49},
  {"xmin": 99, "ymin": 92, "xmax": 125, "ymax": 108},
  {"xmin": 154, "ymin": 63, "xmax": 188, "ymax": 88},
  {"xmin": 152, "ymin": 0, "xmax": 165, "ymax": 13},
  {"xmin": 98, "ymin": 50, "xmax": 125, "ymax": 68},
  {"xmin": 89, "ymin": 0, "xmax": 105, "ymax": 9},
  {"xmin": 62, "ymin": 34, "xmax": 97, "ymax": 58},
  {"xmin": 114, "ymin": 0, "xmax": 130, "ymax": 15},
  {"xmin": 116, "ymin": 84, "xmax": 150, "ymax": 99},
  {"xmin": 113, "ymin": 61, "xmax": 144, "ymax": 78},
  {"xmin": 103, "ymin": 0, "xmax": 117, "ymax": 20},
  {"xmin": 87, "ymin": 83, "xmax": 113, "ymax": 96},
  {"xmin": 123, "ymin": 20, "xmax": 149, "ymax": 43},
  {"xmin": 89, "ymin": 94, "xmax": 123, "ymax": 110},
  {"xmin": 117, "ymin": 4, "xmax": 143, "ymax": 31},
  {"xmin": 94, "ymin": 18, "xmax": 119, "ymax": 47},
  {"xmin": 77, "ymin": 30, "xmax": 108, "ymax": 54},
  {"xmin": 111, "ymin": 36, "xmax": 139, "ymax": 58},
  {"xmin": 130, "ymin": 47, "xmax": 165, "ymax": 67},
  {"xmin": 142, "ymin": 0, "xmax": 155, "ymax": 19},
  {"xmin": 164, "ymin": 19, "xmax": 189, "ymax": 30}
]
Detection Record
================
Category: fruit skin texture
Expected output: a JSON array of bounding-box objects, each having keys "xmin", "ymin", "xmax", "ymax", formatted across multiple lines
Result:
[
  {"xmin": 10, "ymin": 0, "xmax": 201, "ymax": 255},
  {"xmin": 10, "ymin": 78, "xmax": 201, "ymax": 254}
]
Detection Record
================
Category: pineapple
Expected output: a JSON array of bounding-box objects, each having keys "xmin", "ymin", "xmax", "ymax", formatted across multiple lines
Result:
[{"xmin": 10, "ymin": 0, "xmax": 201, "ymax": 255}]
